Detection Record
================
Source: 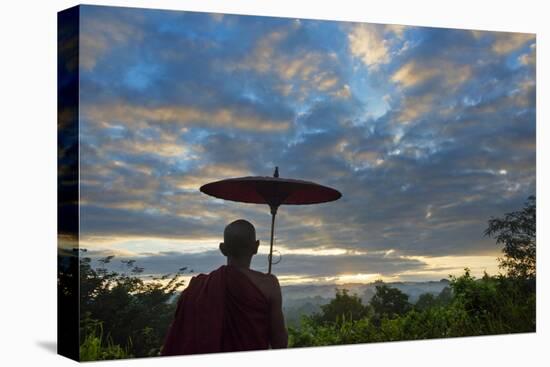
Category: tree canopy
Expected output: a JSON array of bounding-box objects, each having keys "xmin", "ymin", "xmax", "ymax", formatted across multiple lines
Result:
[
  {"xmin": 370, "ymin": 284, "xmax": 411, "ymax": 320},
  {"xmin": 485, "ymin": 195, "xmax": 536, "ymax": 279},
  {"xmin": 311, "ymin": 289, "xmax": 370, "ymax": 324}
]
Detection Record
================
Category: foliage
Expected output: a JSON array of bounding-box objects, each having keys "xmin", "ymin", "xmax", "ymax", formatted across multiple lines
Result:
[
  {"xmin": 414, "ymin": 293, "xmax": 437, "ymax": 312},
  {"xmin": 289, "ymin": 270, "xmax": 535, "ymax": 348},
  {"xmin": 284, "ymin": 297, "xmax": 325, "ymax": 328},
  {"xmin": 310, "ymin": 289, "xmax": 370, "ymax": 324},
  {"xmin": 370, "ymin": 284, "xmax": 411, "ymax": 322},
  {"xmin": 414, "ymin": 287, "xmax": 452, "ymax": 313},
  {"xmin": 80, "ymin": 317, "xmax": 132, "ymax": 361},
  {"xmin": 484, "ymin": 195, "xmax": 536, "ymax": 279},
  {"xmin": 449, "ymin": 269, "xmax": 535, "ymax": 334},
  {"xmin": 436, "ymin": 286, "xmax": 453, "ymax": 306},
  {"xmin": 78, "ymin": 255, "xmax": 188, "ymax": 359}
]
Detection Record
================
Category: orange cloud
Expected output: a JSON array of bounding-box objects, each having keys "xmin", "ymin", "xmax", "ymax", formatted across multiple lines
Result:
[
  {"xmin": 392, "ymin": 61, "xmax": 471, "ymax": 89},
  {"xmin": 81, "ymin": 16, "xmax": 144, "ymax": 71},
  {"xmin": 348, "ymin": 23, "xmax": 407, "ymax": 69},
  {"xmin": 228, "ymin": 26, "xmax": 345, "ymax": 98},
  {"xmin": 492, "ymin": 32, "xmax": 535, "ymax": 55},
  {"xmin": 84, "ymin": 103, "xmax": 290, "ymax": 132}
]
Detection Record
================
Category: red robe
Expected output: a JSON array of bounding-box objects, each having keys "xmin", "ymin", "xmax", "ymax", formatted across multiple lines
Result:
[{"xmin": 161, "ymin": 265, "xmax": 270, "ymax": 355}]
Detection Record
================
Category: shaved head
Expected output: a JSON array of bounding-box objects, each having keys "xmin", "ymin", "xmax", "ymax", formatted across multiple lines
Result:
[{"xmin": 220, "ymin": 219, "xmax": 259, "ymax": 258}]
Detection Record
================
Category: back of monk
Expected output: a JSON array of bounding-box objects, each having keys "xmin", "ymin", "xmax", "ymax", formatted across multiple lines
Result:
[{"xmin": 161, "ymin": 265, "xmax": 270, "ymax": 355}]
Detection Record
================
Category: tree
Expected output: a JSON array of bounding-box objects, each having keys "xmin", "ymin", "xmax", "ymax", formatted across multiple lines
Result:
[
  {"xmin": 79, "ymin": 255, "xmax": 188, "ymax": 359},
  {"xmin": 484, "ymin": 196, "xmax": 536, "ymax": 279},
  {"xmin": 415, "ymin": 293, "xmax": 437, "ymax": 312},
  {"xmin": 436, "ymin": 286, "xmax": 453, "ymax": 306},
  {"xmin": 311, "ymin": 289, "xmax": 370, "ymax": 323},
  {"xmin": 369, "ymin": 284, "xmax": 411, "ymax": 320}
]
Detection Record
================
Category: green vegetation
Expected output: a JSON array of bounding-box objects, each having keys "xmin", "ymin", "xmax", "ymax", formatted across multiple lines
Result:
[
  {"xmin": 64, "ymin": 196, "xmax": 535, "ymax": 360},
  {"xmin": 310, "ymin": 289, "xmax": 370, "ymax": 324},
  {"xmin": 288, "ymin": 270, "xmax": 535, "ymax": 347},
  {"xmin": 289, "ymin": 196, "xmax": 536, "ymax": 347},
  {"xmin": 80, "ymin": 319, "xmax": 132, "ymax": 361},
  {"xmin": 485, "ymin": 195, "xmax": 536, "ymax": 279},
  {"xmin": 77, "ymin": 256, "xmax": 188, "ymax": 360}
]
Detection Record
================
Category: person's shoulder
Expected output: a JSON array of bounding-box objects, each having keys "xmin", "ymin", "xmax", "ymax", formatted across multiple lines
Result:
[
  {"xmin": 248, "ymin": 272, "xmax": 280, "ymax": 303},
  {"xmin": 188, "ymin": 268, "xmax": 216, "ymax": 285},
  {"xmin": 186, "ymin": 273, "xmax": 206, "ymax": 288},
  {"xmin": 260, "ymin": 272, "xmax": 282, "ymax": 296},
  {"xmin": 248, "ymin": 269, "xmax": 279, "ymax": 283},
  {"xmin": 244, "ymin": 269, "xmax": 281, "ymax": 296},
  {"xmin": 266, "ymin": 273, "xmax": 281, "ymax": 287},
  {"xmin": 264, "ymin": 273, "xmax": 282, "ymax": 302}
]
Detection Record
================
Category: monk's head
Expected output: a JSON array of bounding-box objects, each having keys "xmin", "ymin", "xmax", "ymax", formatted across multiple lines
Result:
[{"xmin": 219, "ymin": 219, "xmax": 260, "ymax": 259}]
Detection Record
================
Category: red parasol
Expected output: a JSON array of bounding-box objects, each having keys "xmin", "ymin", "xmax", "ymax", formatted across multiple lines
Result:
[{"xmin": 200, "ymin": 167, "xmax": 342, "ymax": 273}]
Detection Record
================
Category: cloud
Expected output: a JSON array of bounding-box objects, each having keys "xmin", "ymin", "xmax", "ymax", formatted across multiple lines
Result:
[
  {"xmin": 348, "ymin": 23, "xmax": 406, "ymax": 69},
  {"xmin": 84, "ymin": 248, "xmax": 427, "ymax": 278},
  {"xmin": 237, "ymin": 28, "xmax": 290, "ymax": 74},
  {"xmin": 75, "ymin": 6, "xmax": 535, "ymax": 282},
  {"xmin": 491, "ymin": 32, "xmax": 535, "ymax": 55},
  {"xmin": 391, "ymin": 61, "xmax": 438, "ymax": 88},
  {"xmin": 83, "ymin": 103, "xmax": 291, "ymax": 132},
  {"xmin": 392, "ymin": 60, "xmax": 472, "ymax": 90},
  {"xmin": 395, "ymin": 93, "xmax": 436, "ymax": 123},
  {"xmin": 332, "ymin": 84, "xmax": 352, "ymax": 99},
  {"xmin": 96, "ymin": 129, "xmax": 197, "ymax": 158},
  {"xmin": 171, "ymin": 164, "xmax": 252, "ymax": 191},
  {"xmin": 518, "ymin": 43, "xmax": 536, "ymax": 66},
  {"xmin": 80, "ymin": 7, "xmax": 144, "ymax": 71},
  {"xmin": 227, "ymin": 24, "xmax": 347, "ymax": 99},
  {"xmin": 80, "ymin": 204, "xmax": 215, "ymax": 239},
  {"xmin": 83, "ymin": 247, "xmax": 499, "ymax": 284}
]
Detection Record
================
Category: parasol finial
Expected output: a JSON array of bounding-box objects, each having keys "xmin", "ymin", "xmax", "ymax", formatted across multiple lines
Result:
[{"xmin": 274, "ymin": 166, "xmax": 279, "ymax": 178}]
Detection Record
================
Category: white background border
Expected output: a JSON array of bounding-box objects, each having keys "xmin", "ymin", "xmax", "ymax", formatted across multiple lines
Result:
[{"xmin": 1, "ymin": 0, "xmax": 547, "ymax": 366}]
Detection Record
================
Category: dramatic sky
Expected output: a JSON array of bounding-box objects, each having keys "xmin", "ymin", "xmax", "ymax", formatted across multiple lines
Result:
[{"xmin": 78, "ymin": 5, "xmax": 536, "ymax": 285}]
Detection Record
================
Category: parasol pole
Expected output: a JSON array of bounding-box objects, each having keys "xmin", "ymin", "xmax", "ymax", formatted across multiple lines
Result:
[
  {"xmin": 267, "ymin": 204, "xmax": 278, "ymax": 274},
  {"xmin": 267, "ymin": 166, "xmax": 281, "ymax": 274}
]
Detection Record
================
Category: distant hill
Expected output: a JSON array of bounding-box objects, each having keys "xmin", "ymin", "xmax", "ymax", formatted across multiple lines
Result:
[{"xmin": 282, "ymin": 279, "xmax": 451, "ymax": 327}]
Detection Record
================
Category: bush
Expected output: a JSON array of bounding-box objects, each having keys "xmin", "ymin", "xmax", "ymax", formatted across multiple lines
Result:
[
  {"xmin": 78, "ymin": 255, "xmax": 187, "ymax": 359},
  {"xmin": 80, "ymin": 318, "xmax": 132, "ymax": 361},
  {"xmin": 289, "ymin": 270, "xmax": 535, "ymax": 348}
]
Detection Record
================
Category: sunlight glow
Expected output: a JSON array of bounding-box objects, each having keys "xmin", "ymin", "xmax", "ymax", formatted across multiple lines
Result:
[{"xmin": 79, "ymin": 235, "xmax": 222, "ymax": 255}]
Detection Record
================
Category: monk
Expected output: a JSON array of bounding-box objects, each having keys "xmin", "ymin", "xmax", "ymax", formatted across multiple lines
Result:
[{"xmin": 161, "ymin": 219, "xmax": 288, "ymax": 356}]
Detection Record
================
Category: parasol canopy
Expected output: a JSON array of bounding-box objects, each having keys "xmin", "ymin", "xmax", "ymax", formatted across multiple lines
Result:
[
  {"xmin": 200, "ymin": 167, "xmax": 342, "ymax": 273},
  {"xmin": 200, "ymin": 173, "xmax": 341, "ymax": 208}
]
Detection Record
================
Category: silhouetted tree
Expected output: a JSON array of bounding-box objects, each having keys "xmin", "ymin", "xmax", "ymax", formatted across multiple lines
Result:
[
  {"xmin": 484, "ymin": 196, "xmax": 536, "ymax": 279},
  {"xmin": 370, "ymin": 284, "xmax": 411, "ymax": 320},
  {"xmin": 79, "ymin": 255, "xmax": 188, "ymax": 359},
  {"xmin": 311, "ymin": 289, "xmax": 370, "ymax": 323},
  {"xmin": 415, "ymin": 293, "xmax": 437, "ymax": 312},
  {"xmin": 436, "ymin": 286, "xmax": 453, "ymax": 306}
]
